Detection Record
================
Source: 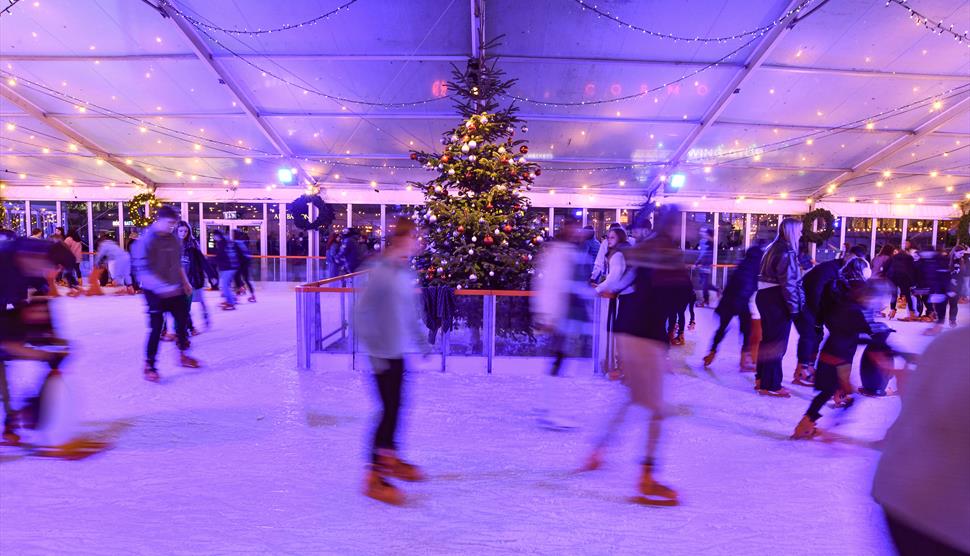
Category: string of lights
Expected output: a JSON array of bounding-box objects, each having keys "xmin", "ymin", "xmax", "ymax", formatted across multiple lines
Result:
[
  {"xmin": 503, "ymin": 34, "xmax": 760, "ymax": 107},
  {"xmin": 162, "ymin": 0, "xmax": 358, "ymax": 36},
  {"xmin": 572, "ymin": 0, "xmax": 815, "ymax": 42},
  {"xmin": 886, "ymin": 0, "xmax": 970, "ymax": 48}
]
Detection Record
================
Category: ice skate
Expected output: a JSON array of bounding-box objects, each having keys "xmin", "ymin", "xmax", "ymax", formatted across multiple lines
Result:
[
  {"xmin": 34, "ymin": 437, "xmax": 112, "ymax": 460},
  {"xmin": 2, "ymin": 416, "xmax": 20, "ymax": 445},
  {"xmin": 792, "ymin": 364, "xmax": 815, "ymax": 386},
  {"xmin": 247, "ymin": 295, "xmax": 257, "ymax": 303},
  {"xmin": 363, "ymin": 468, "xmax": 404, "ymax": 506},
  {"xmin": 832, "ymin": 389, "xmax": 853, "ymax": 408},
  {"xmin": 857, "ymin": 387, "xmax": 887, "ymax": 398},
  {"xmin": 179, "ymin": 353, "xmax": 201, "ymax": 369},
  {"xmin": 377, "ymin": 451, "xmax": 426, "ymax": 482},
  {"xmin": 160, "ymin": 332, "xmax": 176, "ymax": 342},
  {"xmin": 739, "ymin": 352, "xmax": 755, "ymax": 372},
  {"xmin": 633, "ymin": 464, "xmax": 678, "ymax": 507},
  {"xmin": 672, "ymin": 334, "xmax": 685, "ymax": 346},
  {"xmin": 687, "ymin": 320, "xmax": 696, "ymax": 331},
  {"xmin": 791, "ymin": 416, "xmax": 819, "ymax": 440},
  {"xmin": 607, "ymin": 369, "xmax": 624, "ymax": 381},
  {"xmin": 576, "ymin": 449, "xmax": 604, "ymax": 473},
  {"xmin": 220, "ymin": 302, "xmax": 236, "ymax": 311},
  {"xmin": 702, "ymin": 350, "xmax": 716, "ymax": 368},
  {"xmin": 757, "ymin": 387, "xmax": 791, "ymax": 398},
  {"xmin": 143, "ymin": 364, "xmax": 160, "ymax": 383}
]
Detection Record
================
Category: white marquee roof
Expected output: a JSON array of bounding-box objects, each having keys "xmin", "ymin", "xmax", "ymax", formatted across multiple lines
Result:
[{"xmin": 0, "ymin": 0, "xmax": 968, "ymax": 207}]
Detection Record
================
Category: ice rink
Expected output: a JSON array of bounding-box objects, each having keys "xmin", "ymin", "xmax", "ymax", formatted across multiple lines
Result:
[{"xmin": 1, "ymin": 283, "xmax": 963, "ymax": 555}]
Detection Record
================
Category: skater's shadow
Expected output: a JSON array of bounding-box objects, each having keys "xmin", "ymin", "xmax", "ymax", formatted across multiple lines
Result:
[{"xmin": 107, "ymin": 406, "xmax": 274, "ymax": 451}]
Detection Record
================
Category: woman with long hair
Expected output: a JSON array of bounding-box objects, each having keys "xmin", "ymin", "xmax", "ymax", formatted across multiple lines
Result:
[
  {"xmin": 754, "ymin": 218, "xmax": 804, "ymax": 397},
  {"xmin": 176, "ymin": 221, "xmax": 212, "ymax": 332},
  {"xmin": 595, "ymin": 227, "xmax": 633, "ymax": 378}
]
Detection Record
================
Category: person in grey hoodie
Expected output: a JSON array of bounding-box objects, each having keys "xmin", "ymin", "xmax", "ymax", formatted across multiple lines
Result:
[
  {"xmin": 131, "ymin": 206, "xmax": 199, "ymax": 382},
  {"xmin": 354, "ymin": 217, "xmax": 431, "ymax": 505}
]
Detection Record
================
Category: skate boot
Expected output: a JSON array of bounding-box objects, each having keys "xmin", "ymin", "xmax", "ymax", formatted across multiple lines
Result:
[
  {"xmin": 635, "ymin": 464, "xmax": 678, "ymax": 506},
  {"xmin": 363, "ymin": 467, "xmax": 404, "ymax": 506},
  {"xmin": 673, "ymin": 334, "xmax": 685, "ymax": 346},
  {"xmin": 377, "ymin": 451, "xmax": 426, "ymax": 482},
  {"xmin": 577, "ymin": 448, "xmax": 604, "ymax": 473},
  {"xmin": 2, "ymin": 414, "xmax": 20, "ymax": 444},
  {"xmin": 179, "ymin": 353, "xmax": 201, "ymax": 369},
  {"xmin": 143, "ymin": 363, "xmax": 160, "ymax": 383},
  {"xmin": 702, "ymin": 350, "xmax": 717, "ymax": 368},
  {"xmin": 739, "ymin": 351, "xmax": 756, "ymax": 372},
  {"xmin": 832, "ymin": 389, "xmax": 854, "ymax": 409},
  {"xmin": 758, "ymin": 387, "xmax": 792, "ymax": 398},
  {"xmin": 687, "ymin": 320, "xmax": 696, "ymax": 331},
  {"xmin": 793, "ymin": 364, "xmax": 815, "ymax": 386},
  {"xmin": 791, "ymin": 415, "xmax": 819, "ymax": 440},
  {"xmin": 160, "ymin": 332, "xmax": 176, "ymax": 342},
  {"xmin": 248, "ymin": 295, "xmax": 257, "ymax": 303}
]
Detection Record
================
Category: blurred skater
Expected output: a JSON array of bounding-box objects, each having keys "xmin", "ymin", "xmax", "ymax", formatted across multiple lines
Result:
[
  {"xmin": 95, "ymin": 233, "xmax": 134, "ymax": 295},
  {"xmin": 354, "ymin": 218, "xmax": 431, "ymax": 505},
  {"xmin": 232, "ymin": 230, "xmax": 256, "ymax": 303},
  {"xmin": 872, "ymin": 325, "xmax": 970, "ymax": 556},
  {"xmin": 211, "ymin": 230, "xmax": 239, "ymax": 310},
  {"xmin": 177, "ymin": 221, "xmax": 213, "ymax": 333},
  {"xmin": 578, "ymin": 205, "xmax": 691, "ymax": 506},
  {"xmin": 131, "ymin": 206, "xmax": 200, "ymax": 382},
  {"xmin": 532, "ymin": 216, "xmax": 592, "ymax": 430},
  {"xmin": 754, "ymin": 218, "xmax": 804, "ymax": 397},
  {"xmin": 703, "ymin": 242, "xmax": 763, "ymax": 369}
]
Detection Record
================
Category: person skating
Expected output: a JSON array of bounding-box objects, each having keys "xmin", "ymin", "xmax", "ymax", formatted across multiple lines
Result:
[
  {"xmin": 929, "ymin": 245, "xmax": 966, "ymax": 333},
  {"xmin": 578, "ymin": 205, "xmax": 691, "ymax": 506},
  {"xmin": 354, "ymin": 218, "xmax": 431, "ymax": 506},
  {"xmin": 693, "ymin": 226, "xmax": 718, "ymax": 307},
  {"xmin": 131, "ymin": 206, "xmax": 199, "ymax": 382},
  {"xmin": 211, "ymin": 230, "xmax": 240, "ymax": 310},
  {"xmin": 703, "ymin": 242, "xmax": 763, "ymax": 368},
  {"xmin": 232, "ymin": 230, "xmax": 256, "ymax": 303},
  {"xmin": 594, "ymin": 227, "xmax": 633, "ymax": 379},
  {"xmin": 176, "ymin": 221, "xmax": 213, "ymax": 333},
  {"xmin": 888, "ymin": 245, "xmax": 919, "ymax": 321},
  {"xmin": 95, "ymin": 233, "xmax": 135, "ymax": 295},
  {"xmin": 754, "ymin": 218, "xmax": 804, "ymax": 397},
  {"xmin": 792, "ymin": 259, "xmax": 880, "ymax": 439}
]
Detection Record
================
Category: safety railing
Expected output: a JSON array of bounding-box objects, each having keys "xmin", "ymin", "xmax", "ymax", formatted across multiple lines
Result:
[{"xmin": 295, "ymin": 272, "xmax": 608, "ymax": 374}]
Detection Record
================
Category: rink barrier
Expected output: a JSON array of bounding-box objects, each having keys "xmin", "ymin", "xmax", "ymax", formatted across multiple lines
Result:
[{"xmin": 295, "ymin": 265, "xmax": 740, "ymax": 372}]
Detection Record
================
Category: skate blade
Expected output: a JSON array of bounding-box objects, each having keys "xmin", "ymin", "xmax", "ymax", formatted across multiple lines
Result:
[
  {"xmin": 33, "ymin": 438, "xmax": 112, "ymax": 460},
  {"xmin": 630, "ymin": 495, "xmax": 679, "ymax": 507},
  {"xmin": 792, "ymin": 379, "xmax": 815, "ymax": 387}
]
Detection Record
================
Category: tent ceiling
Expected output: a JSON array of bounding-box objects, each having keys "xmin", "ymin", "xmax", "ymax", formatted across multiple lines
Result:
[{"xmin": 0, "ymin": 0, "xmax": 968, "ymax": 206}]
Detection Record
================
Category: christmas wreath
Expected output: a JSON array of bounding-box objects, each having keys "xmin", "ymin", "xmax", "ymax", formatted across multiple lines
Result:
[
  {"xmin": 801, "ymin": 208, "xmax": 836, "ymax": 245},
  {"xmin": 127, "ymin": 192, "xmax": 163, "ymax": 228},
  {"xmin": 287, "ymin": 194, "xmax": 334, "ymax": 231},
  {"xmin": 957, "ymin": 208, "xmax": 970, "ymax": 245}
]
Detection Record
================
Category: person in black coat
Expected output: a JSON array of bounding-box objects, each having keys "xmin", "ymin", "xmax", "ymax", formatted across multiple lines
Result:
[
  {"xmin": 887, "ymin": 247, "xmax": 919, "ymax": 321},
  {"xmin": 703, "ymin": 242, "xmax": 763, "ymax": 368}
]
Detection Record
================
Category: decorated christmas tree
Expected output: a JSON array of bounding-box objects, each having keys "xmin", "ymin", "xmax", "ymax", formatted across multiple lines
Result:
[{"xmin": 409, "ymin": 59, "xmax": 544, "ymax": 291}]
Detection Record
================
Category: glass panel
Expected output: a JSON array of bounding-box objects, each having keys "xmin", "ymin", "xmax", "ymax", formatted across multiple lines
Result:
[
  {"xmin": 619, "ymin": 208, "xmax": 650, "ymax": 242},
  {"xmin": 716, "ymin": 212, "xmax": 746, "ymax": 265},
  {"xmin": 2, "ymin": 200, "xmax": 27, "ymax": 236},
  {"xmin": 815, "ymin": 217, "xmax": 841, "ymax": 263},
  {"xmin": 285, "ymin": 207, "xmax": 309, "ymax": 257},
  {"xmin": 749, "ymin": 213, "xmax": 780, "ymax": 248},
  {"xmin": 586, "ymin": 208, "xmax": 616, "ymax": 241},
  {"xmin": 205, "ymin": 224, "xmax": 230, "ymax": 253},
  {"xmin": 937, "ymin": 219, "xmax": 959, "ymax": 249},
  {"xmin": 60, "ymin": 201, "xmax": 90, "ymax": 251},
  {"xmin": 267, "ymin": 203, "xmax": 280, "ymax": 256},
  {"xmin": 553, "ymin": 207, "xmax": 582, "ymax": 235},
  {"xmin": 905, "ymin": 219, "xmax": 933, "ymax": 250},
  {"xmin": 875, "ymin": 219, "xmax": 903, "ymax": 255},
  {"xmin": 495, "ymin": 296, "xmax": 541, "ymax": 356},
  {"xmin": 385, "ymin": 204, "xmax": 415, "ymax": 249},
  {"xmin": 684, "ymin": 211, "xmax": 714, "ymax": 264},
  {"xmin": 123, "ymin": 200, "xmax": 145, "ymax": 240},
  {"xmin": 91, "ymin": 202, "xmax": 118, "ymax": 243},
  {"xmin": 188, "ymin": 203, "xmax": 201, "ymax": 243},
  {"xmin": 203, "ymin": 202, "xmax": 262, "ymax": 220},
  {"xmin": 351, "ymin": 204, "xmax": 382, "ymax": 255},
  {"xmin": 845, "ymin": 217, "xmax": 873, "ymax": 255},
  {"xmin": 447, "ymin": 296, "xmax": 484, "ymax": 356},
  {"xmin": 29, "ymin": 201, "xmax": 58, "ymax": 237}
]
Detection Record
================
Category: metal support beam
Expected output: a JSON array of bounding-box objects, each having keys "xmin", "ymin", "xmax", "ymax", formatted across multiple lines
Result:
[
  {"xmin": 470, "ymin": 0, "xmax": 482, "ymax": 59},
  {"xmin": 0, "ymin": 83, "xmax": 156, "ymax": 188},
  {"xmin": 158, "ymin": 3, "xmax": 316, "ymax": 186},
  {"xmin": 649, "ymin": 0, "xmax": 806, "ymax": 195},
  {"xmin": 809, "ymin": 93, "xmax": 970, "ymax": 199}
]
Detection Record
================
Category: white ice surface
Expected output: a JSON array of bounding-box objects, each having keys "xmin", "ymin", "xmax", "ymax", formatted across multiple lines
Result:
[{"xmin": 1, "ymin": 284, "xmax": 962, "ymax": 555}]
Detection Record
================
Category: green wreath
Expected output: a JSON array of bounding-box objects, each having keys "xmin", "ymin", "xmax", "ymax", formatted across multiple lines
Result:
[
  {"xmin": 802, "ymin": 208, "xmax": 836, "ymax": 245},
  {"xmin": 127, "ymin": 192, "xmax": 163, "ymax": 228}
]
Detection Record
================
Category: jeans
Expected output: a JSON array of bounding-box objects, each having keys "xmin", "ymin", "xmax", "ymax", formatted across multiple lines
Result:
[
  {"xmin": 755, "ymin": 287, "xmax": 794, "ymax": 391},
  {"xmin": 793, "ymin": 310, "xmax": 822, "ymax": 366},
  {"xmin": 219, "ymin": 270, "xmax": 237, "ymax": 306},
  {"xmin": 696, "ymin": 267, "xmax": 716, "ymax": 304},
  {"xmin": 936, "ymin": 297, "xmax": 959, "ymax": 324},
  {"xmin": 710, "ymin": 306, "xmax": 752, "ymax": 353},
  {"xmin": 144, "ymin": 290, "xmax": 190, "ymax": 367},
  {"xmin": 371, "ymin": 358, "xmax": 404, "ymax": 463}
]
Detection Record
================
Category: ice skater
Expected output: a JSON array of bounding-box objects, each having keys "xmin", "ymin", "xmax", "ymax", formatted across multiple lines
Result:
[
  {"xmin": 578, "ymin": 205, "xmax": 691, "ymax": 506},
  {"xmin": 232, "ymin": 229, "xmax": 256, "ymax": 303},
  {"xmin": 177, "ymin": 221, "xmax": 213, "ymax": 333},
  {"xmin": 354, "ymin": 218, "xmax": 431, "ymax": 505},
  {"xmin": 94, "ymin": 233, "xmax": 134, "ymax": 295},
  {"xmin": 703, "ymin": 242, "xmax": 763, "ymax": 369},
  {"xmin": 131, "ymin": 206, "xmax": 200, "ymax": 382},
  {"xmin": 211, "ymin": 230, "xmax": 240, "ymax": 310},
  {"xmin": 532, "ymin": 216, "xmax": 592, "ymax": 430}
]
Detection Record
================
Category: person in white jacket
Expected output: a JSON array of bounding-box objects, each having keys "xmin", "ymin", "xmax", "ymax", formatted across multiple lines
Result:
[
  {"xmin": 595, "ymin": 227, "xmax": 634, "ymax": 378},
  {"xmin": 531, "ymin": 216, "xmax": 592, "ymax": 430},
  {"xmin": 95, "ymin": 233, "xmax": 134, "ymax": 294}
]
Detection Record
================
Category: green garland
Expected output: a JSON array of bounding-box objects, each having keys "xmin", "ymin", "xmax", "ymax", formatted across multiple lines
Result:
[
  {"xmin": 958, "ymin": 205, "xmax": 970, "ymax": 246},
  {"xmin": 801, "ymin": 208, "xmax": 836, "ymax": 245},
  {"xmin": 127, "ymin": 192, "xmax": 163, "ymax": 228}
]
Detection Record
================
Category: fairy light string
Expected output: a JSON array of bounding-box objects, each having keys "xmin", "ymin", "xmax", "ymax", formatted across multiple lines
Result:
[
  {"xmin": 886, "ymin": 0, "xmax": 970, "ymax": 48},
  {"xmin": 161, "ymin": 0, "xmax": 359, "ymax": 36}
]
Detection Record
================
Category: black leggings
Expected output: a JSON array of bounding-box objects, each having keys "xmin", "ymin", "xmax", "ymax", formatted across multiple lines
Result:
[
  {"xmin": 144, "ymin": 291, "xmax": 190, "ymax": 367},
  {"xmin": 371, "ymin": 359, "xmax": 404, "ymax": 463},
  {"xmin": 755, "ymin": 287, "xmax": 793, "ymax": 392},
  {"xmin": 710, "ymin": 307, "xmax": 752, "ymax": 353},
  {"xmin": 891, "ymin": 284, "xmax": 916, "ymax": 313},
  {"xmin": 234, "ymin": 264, "xmax": 255, "ymax": 296},
  {"xmin": 936, "ymin": 297, "xmax": 959, "ymax": 324}
]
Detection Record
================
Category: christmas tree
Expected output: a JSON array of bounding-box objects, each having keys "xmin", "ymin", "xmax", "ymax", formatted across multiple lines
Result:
[{"xmin": 409, "ymin": 59, "xmax": 544, "ymax": 291}]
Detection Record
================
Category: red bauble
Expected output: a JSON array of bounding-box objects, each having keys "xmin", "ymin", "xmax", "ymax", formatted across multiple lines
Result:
[
  {"xmin": 484, "ymin": 236, "xmax": 494, "ymax": 246},
  {"xmin": 503, "ymin": 224, "xmax": 512, "ymax": 233},
  {"xmin": 519, "ymin": 145, "xmax": 529, "ymax": 154},
  {"xmin": 487, "ymin": 203, "xmax": 493, "ymax": 209},
  {"xmin": 465, "ymin": 172, "xmax": 472, "ymax": 179},
  {"xmin": 409, "ymin": 152, "xmax": 418, "ymax": 160},
  {"xmin": 513, "ymin": 204, "xmax": 521, "ymax": 210},
  {"xmin": 535, "ymin": 168, "xmax": 542, "ymax": 176},
  {"xmin": 457, "ymin": 225, "xmax": 465, "ymax": 233},
  {"xmin": 441, "ymin": 154, "xmax": 450, "ymax": 163},
  {"xmin": 521, "ymin": 255, "xmax": 529, "ymax": 262}
]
